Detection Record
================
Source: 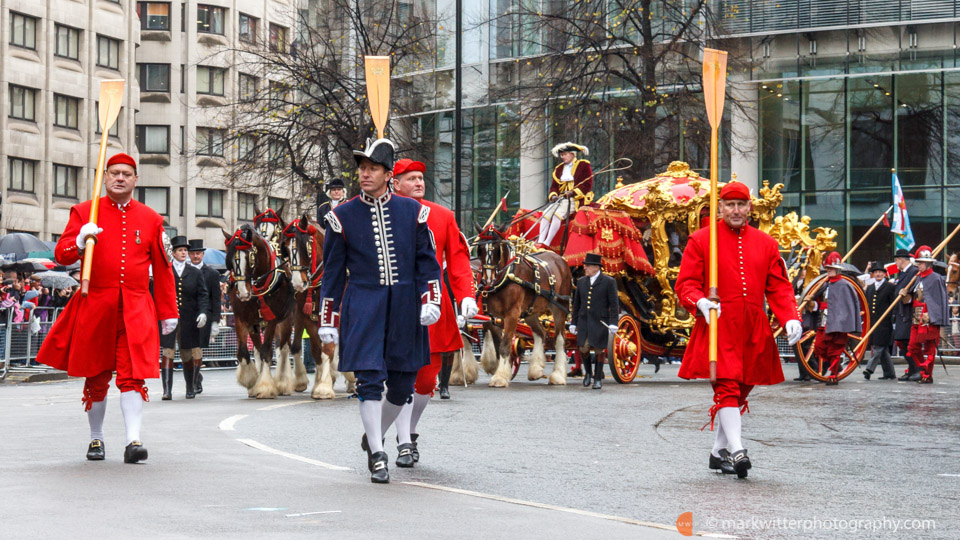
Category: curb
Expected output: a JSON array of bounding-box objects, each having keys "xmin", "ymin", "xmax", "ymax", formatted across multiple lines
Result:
[{"xmin": 1, "ymin": 370, "xmax": 71, "ymax": 384}]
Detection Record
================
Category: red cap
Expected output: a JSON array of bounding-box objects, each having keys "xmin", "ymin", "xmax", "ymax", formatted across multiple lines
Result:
[
  {"xmin": 823, "ymin": 251, "xmax": 842, "ymax": 268},
  {"xmin": 393, "ymin": 158, "xmax": 426, "ymax": 177},
  {"xmin": 106, "ymin": 153, "xmax": 137, "ymax": 173},
  {"xmin": 719, "ymin": 181, "xmax": 750, "ymax": 200}
]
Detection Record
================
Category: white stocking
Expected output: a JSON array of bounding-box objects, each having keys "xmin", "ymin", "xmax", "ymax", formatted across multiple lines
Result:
[
  {"xmin": 395, "ymin": 402, "xmax": 413, "ymax": 445},
  {"xmin": 380, "ymin": 400, "xmax": 404, "ymax": 440},
  {"xmin": 119, "ymin": 391, "xmax": 143, "ymax": 445},
  {"xmin": 543, "ymin": 217, "xmax": 563, "ymax": 246},
  {"xmin": 359, "ymin": 400, "xmax": 383, "ymax": 453},
  {"xmin": 87, "ymin": 399, "xmax": 107, "ymax": 442},
  {"xmin": 536, "ymin": 217, "xmax": 551, "ymax": 245},
  {"xmin": 409, "ymin": 392, "xmax": 431, "ymax": 435},
  {"xmin": 717, "ymin": 407, "xmax": 743, "ymax": 453},
  {"xmin": 711, "ymin": 420, "xmax": 728, "ymax": 457}
]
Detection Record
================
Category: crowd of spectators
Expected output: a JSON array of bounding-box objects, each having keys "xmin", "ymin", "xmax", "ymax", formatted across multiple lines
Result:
[{"xmin": 0, "ymin": 271, "xmax": 78, "ymax": 325}]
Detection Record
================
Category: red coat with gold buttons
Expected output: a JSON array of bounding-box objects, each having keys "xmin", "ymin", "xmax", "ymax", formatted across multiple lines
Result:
[
  {"xmin": 36, "ymin": 197, "xmax": 179, "ymax": 379},
  {"xmin": 674, "ymin": 220, "xmax": 798, "ymax": 385}
]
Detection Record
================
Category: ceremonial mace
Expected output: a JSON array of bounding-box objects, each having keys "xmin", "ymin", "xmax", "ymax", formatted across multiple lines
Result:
[
  {"xmin": 853, "ymin": 222, "xmax": 960, "ymax": 357},
  {"xmin": 703, "ymin": 49, "xmax": 728, "ymax": 383},
  {"xmin": 80, "ymin": 79, "xmax": 125, "ymax": 297}
]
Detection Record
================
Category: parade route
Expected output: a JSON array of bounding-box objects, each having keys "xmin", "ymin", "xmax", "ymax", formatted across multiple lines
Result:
[{"xmin": 2, "ymin": 362, "xmax": 958, "ymax": 539}]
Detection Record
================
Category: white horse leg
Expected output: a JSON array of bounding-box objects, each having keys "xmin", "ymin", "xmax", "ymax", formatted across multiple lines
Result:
[
  {"xmin": 548, "ymin": 333, "xmax": 568, "ymax": 385},
  {"xmin": 274, "ymin": 344, "xmax": 295, "ymax": 396},
  {"xmin": 251, "ymin": 350, "xmax": 279, "ymax": 399},
  {"xmin": 480, "ymin": 331, "xmax": 498, "ymax": 375},
  {"xmin": 293, "ymin": 348, "xmax": 309, "ymax": 393},
  {"xmin": 311, "ymin": 349, "xmax": 336, "ymax": 400},
  {"xmin": 330, "ymin": 344, "xmax": 356, "ymax": 394},
  {"xmin": 489, "ymin": 354, "xmax": 512, "ymax": 388},
  {"xmin": 236, "ymin": 357, "xmax": 258, "ymax": 391},
  {"xmin": 449, "ymin": 336, "xmax": 480, "ymax": 386},
  {"xmin": 528, "ymin": 334, "xmax": 547, "ymax": 380}
]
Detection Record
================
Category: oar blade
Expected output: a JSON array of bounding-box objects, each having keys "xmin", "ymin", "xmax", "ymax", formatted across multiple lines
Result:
[
  {"xmin": 364, "ymin": 56, "xmax": 391, "ymax": 139},
  {"xmin": 702, "ymin": 49, "xmax": 728, "ymax": 130},
  {"xmin": 98, "ymin": 79, "xmax": 125, "ymax": 132}
]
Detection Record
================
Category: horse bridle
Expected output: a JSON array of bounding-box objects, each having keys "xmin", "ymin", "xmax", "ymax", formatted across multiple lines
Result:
[
  {"xmin": 227, "ymin": 226, "xmax": 284, "ymax": 296},
  {"xmin": 282, "ymin": 221, "xmax": 323, "ymax": 289},
  {"xmin": 476, "ymin": 228, "xmax": 515, "ymax": 295}
]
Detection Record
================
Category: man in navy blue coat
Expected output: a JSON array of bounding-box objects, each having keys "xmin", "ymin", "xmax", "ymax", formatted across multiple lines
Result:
[{"xmin": 318, "ymin": 138, "xmax": 442, "ymax": 483}]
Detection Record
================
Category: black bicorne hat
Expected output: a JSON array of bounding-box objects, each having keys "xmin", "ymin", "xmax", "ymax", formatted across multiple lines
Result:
[
  {"xmin": 353, "ymin": 138, "xmax": 396, "ymax": 171},
  {"xmin": 324, "ymin": 178, "xmax": 346, "ymax": 191}
]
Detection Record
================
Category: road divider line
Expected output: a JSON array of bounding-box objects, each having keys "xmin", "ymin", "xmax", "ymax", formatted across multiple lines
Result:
[
  {"xmin": 402, "ymin": 481, "xmax": 732, "ymax": 537},
  {"xmin": 285, "ymin": 510, "xmax": 342, "ymax": 517},
  {"xmin": 237, "ymin": 438, "xmax": 352, "ymax": 471},
  {"xmin": 218, "ymin": 414, "xmax": 247, "ymax": 431},
  {"xmin": 257, "ymin": 400, "xmax": 314, "ymax": 411}
]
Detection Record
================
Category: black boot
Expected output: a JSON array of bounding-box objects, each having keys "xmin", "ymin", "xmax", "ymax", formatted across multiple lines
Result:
[
  {"xmin": 123, "ymin": 441, "xmax": 148, "ymax": 464},
  {"xmin": 438, "ymin": 356, "xmax": 453, "ymax": 400},
  {"xmin": 592, "ymin": 353, "xmax": 604, "ymax": 389},
  {"xmin": 194, "ymin": 361, "xmax": 203, "ymax": 394},
  {"xmin": 161, "ymin": 367, "xmax": 173, "ymax": 400},
  {"xmin": 582, "ymin": 352, "xmax": 593, "ymax": 387},
  {"xmin": 183, "ymin": 362, "xmax": 196, "ymax": 399}
]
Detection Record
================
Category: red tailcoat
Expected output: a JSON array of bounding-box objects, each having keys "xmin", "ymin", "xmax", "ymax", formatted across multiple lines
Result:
[
  {"xmin": 675, "ymin": 220, "xmax": 798, "ymax": 385},
  {"xmin": 550, "ymin": 159, "xmax": 593, "ymax": 210},
  {"xmin": 36, "ymin": 198, "xmax": 179, "ymax": 379},
  {"xmin": 421, "ymin": 199, "xmax": 476, "ymax": 353}
]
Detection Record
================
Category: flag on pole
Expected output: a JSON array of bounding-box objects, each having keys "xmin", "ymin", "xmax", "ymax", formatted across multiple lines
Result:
[{"xmin": 891, "ymin": 173, "xmax": 915, "ymax": 251}]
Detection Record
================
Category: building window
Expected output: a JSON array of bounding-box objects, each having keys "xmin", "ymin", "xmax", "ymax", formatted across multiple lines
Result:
[
  {"xmin": 197, "ymin": 5, "xmax": 225, "ymax": 35},
  {"xmin": 8, "ymin": 158, "xmax": 36, "ymax": 193},
  {"xmin": 54, "ymin": 94, "xmax": 80, "ymax": 129},
  {"xmin": 269, "ymin": 81, "xmax": 289, "ymax": 104},
  {"xmin": 239, "ymin": 73, "xmax": 258, "ymax": 102},
  {"xmin": 238, "ymin": 192, "xmax": 256, "ymax": 220},
  {"xmin": 268, "ymin": 197, "xmax": 286, "ymax": 211},
  {"xmin": 269, "ymin": 23, "xmax": 287, "ymax": 53},
  {"xmin": 138, "ymin": 2, "xmax": 171, "ymax": 30},
  {"xmin": 97, "ymin": 35, "xmax": 121, "ymax": 70},
  {"xmin": 196, "ymin": 66, "xmax": 226, "ymax": 96},
  {"xmin": 9, "ymin": 12, "xmax": 37, "ymax": 50},
  {"xmin": 53, "ymin": 164, "xmax": 79, "ymax": 198},
  {"xmin": 268, "ymin": 140, "xmax": 285, "ymax": 163},
  {"xmin": 238, "ymin": 134, "xmax": 257, "ymax": 160},
  {"xmin": 197, "ymin": 128, "xmax": 225, "ymax": 157},
  {"xmin": 239, "ymin": 13, "xmax": 257, "ymax": 43},
  {"xmin": 134, "ymin": 187, "xmax": 170, "ymax": 215},
  {"xmin": 196, "ymin": 188, "xmax": 224, "ymax": 217},
  {"xmin": 136, "ymin": 125, "xmax": 170, "ymax": 154},
  {"xmin": 8, "ymin": 85, "xmax": 36, "ymax": 121},
  {"xmin": 55, "ymin": 25, "xmax": 81, "ymax": 60},
  {"xmin": 180, "ymin": 64, "xmax": 185, "ymax": 93},
  {"xmin": 94, "ymin": 102, "xmax": 121, "ymax": 137},
  {"xmin": 138, "ymin": 63, "xmax": 170, "ymax": 92}
]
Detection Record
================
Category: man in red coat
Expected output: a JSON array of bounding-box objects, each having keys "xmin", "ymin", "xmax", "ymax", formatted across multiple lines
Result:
[
  {"xmin": 37, "ymin": 153, "xmax": 179, "ymax": 464},
  {"xmin": 535, "ymin": 142, "xmax": 594, "ymax": 249},
  {"xmin": 390, "ymin": 158, "xmax": 478, "ymax": 467},
  {"xmin": 811, "ymin": 251, "xmax": 862, "ymax": 385},
  {"xmin": 675, "ymin": 181, "xmax": 802, "ymax": 478}
]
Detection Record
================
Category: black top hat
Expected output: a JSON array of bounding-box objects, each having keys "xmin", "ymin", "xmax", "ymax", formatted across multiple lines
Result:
[
  {"xmin": 187, "ymin": 239, "xmax": 205, "ymax": 251},
  {"xmin": 324, "ymin": 178, "xmax": 345, "ymax": 192},
  {"xmin": 171, "ymin": 236, "xmax": 190, "ymax": 250},
  {"xmin": 584, "ymin": 253, "xmax": 603, "ymax": 267},
  {"xmin": 353, "ymin": 138, "xmax": 396, "ymax": 171},
  {"xmin": 894, "ymin": 248, "xmax": 912, "ymax": 259},
  {"xmin": 868, "ymin": 261, "xmax": 885, "ymax": 273}
]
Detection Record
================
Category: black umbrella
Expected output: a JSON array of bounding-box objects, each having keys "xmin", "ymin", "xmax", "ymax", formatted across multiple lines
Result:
[
  {"xmin": 32, "ymin": 271, "xmax": 79, "ymax": 289},
  {"xmin": 0, "ymin": 233, "xmax": 49, "ymax": 262}
]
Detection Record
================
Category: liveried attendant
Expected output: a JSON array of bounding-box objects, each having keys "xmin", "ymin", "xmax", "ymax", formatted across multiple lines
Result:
[
  {"xmin": 674, "ymin": 181, "xmax": 803, "ymax": 478},
  {"xmin": 535, "ymin": 142, "xmax": 594, "ymax": 249},
  {"xmin": 36, "ymin": 153, "xmax": 179, "ymax": 464}
]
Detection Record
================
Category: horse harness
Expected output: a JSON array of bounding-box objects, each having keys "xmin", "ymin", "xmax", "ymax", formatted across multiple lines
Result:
[
  {"xmin": 478, "ymin": 236, "xmax": 570, "ymax": 317},
  {"xmin": 283, "ymin": 221, "xmax": 324, "ymax": 322}
]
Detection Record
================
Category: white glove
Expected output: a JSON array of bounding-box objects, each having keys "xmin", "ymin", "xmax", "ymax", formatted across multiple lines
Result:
[
  {"xmin": 569, "ymin": 325, "xmax": 577, "ymax": 335},
  {"xmin": 696, "ymin": 298, "xmax": 721, "ymax": 322},
  {"xmin": 210, "ymin": 321, "xmax": 220, "ymax": 338},
  {"xmin": 460, "ymin": 297, "xmax": 479, "ymax": 319},
  {"xmin": 196, "ymin": 313, "xmax": 207, "ymax": 328},
  {"xmin": 456, "ymin": 315, "xmax": 466, "ymax": 328},
  {"xmin": 785, "ymin": 319, "xmax": 803, "ymax": 346},
  {"xmin": 608, "ymin": 323, "xmax": 618, "ymax": 334},
  {"xmin": 420, "ymin": 303, "xmax": 441, "ymax": 326},
  {"xmin": 161, "ymin": 318, "xmax": 178, "ymax": 335},
  {"xmin": 318, "ymin": 326, "xmax": 338, "ymax": 344},
  {"xmin": 76, "ymin": 222, "xmax": 103, "ymax": 250}
]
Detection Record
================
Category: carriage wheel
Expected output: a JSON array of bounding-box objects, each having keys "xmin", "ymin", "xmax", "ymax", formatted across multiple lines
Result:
[
  {"xmin": 794, "ymin": 274, "xmax": 872, "ymax": 383},
  {"xmin": 610, "ymin": 315, "xmax": 643, "ymax": 383},
  {"xmin": 509, "ymin": 337, "xmax": 525, "ymax": 381}
]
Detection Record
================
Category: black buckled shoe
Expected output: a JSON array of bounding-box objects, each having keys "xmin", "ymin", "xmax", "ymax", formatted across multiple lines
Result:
[
  {"xmin": 123, "ymin": 441, "xmax": 148, "ymax": 464},
  {"xmin": 396, "ymin": 443, "xmax": 416, "ymax": 468},
  {"xmin": 708, "ymin": 449, "xmax": 735, "ymax": 474},
  {"xmin": 401, "ymin": 433, "xmax": 420, "ymax": 463},
  {"xmin": 86, "ymin": 439, "xmax": 105, "ymax": 461},
  {"xmin": 370, "ymin": 451, "xmax": 389, "ymax": 483},
  {"xmin": 730, "ymin": 449, "xmax": 751, "ymax": 478},
  {"xmin": 361, "ymin": 434, "xmax": 386, "ymax": 472}
]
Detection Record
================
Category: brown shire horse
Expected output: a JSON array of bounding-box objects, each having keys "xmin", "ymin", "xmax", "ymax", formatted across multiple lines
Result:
[
  {"xmin": 224, "ymin": 223, "xmax": 300, "ymax": 398},
  {"xmin": 282, "ymin": 213, "xmax": 356, "ymax": 399},
  {"xmin": 475, "ymin": 223, "xmax": 573, "ymax": 387}
]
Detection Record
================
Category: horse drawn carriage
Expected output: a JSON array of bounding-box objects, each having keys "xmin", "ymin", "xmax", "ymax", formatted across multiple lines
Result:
[{"xmin": 473, "ymin": 161, "xmax": 871, "ymax": 385}]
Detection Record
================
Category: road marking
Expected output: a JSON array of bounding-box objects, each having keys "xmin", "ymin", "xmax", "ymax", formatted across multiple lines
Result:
[
  {"xmin": 247, "ymin": 507, "xmax": 287, "ymax": 512},
  {"xmin": 938, "ymin": 473, "xmax": 960, "ymax": 477},
  {"xmin": 285, "ymin": 510, "xmax": 342, "ymax": 517},
  {"xmin": 402, "ymin": 481, "xmax": 733, "ymax": 537},
  {"xmin": 257, "ymin": 400, "xmax": 313, "ymax": 411},
  {"xmin": 237, "ymin": 438, "xmax": 352, "ymax": 471},
  {"xmin": 218, "ymin": 414, "xmax": 247, "ymax": 431}
]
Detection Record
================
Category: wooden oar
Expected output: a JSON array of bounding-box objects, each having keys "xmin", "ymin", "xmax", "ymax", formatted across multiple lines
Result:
[
  {"xmin": 702, "ymin": 48, "xmax": 728, "ymax": 383},
  {"xmin": 80, "ymin": 80, "xmax": 125, "ymax": 297},
  {"xmin": 363, "ymin": 56, "xmax": 390, "ymax": 139}
]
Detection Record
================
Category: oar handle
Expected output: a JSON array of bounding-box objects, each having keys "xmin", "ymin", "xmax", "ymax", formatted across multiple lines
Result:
[{"xmin": 80, "ymin": 239, "xmax": 95, "ymax": 296}]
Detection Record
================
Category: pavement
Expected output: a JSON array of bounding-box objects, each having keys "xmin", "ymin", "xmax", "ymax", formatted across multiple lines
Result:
[{"xmin": 1, "ymin": 361, "xmax": 958, "ymax": 539}]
